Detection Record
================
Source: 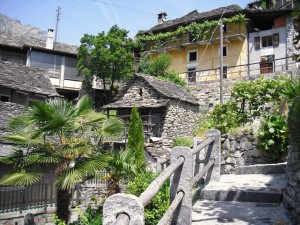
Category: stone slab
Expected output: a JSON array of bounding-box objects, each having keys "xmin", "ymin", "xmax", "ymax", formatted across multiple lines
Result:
[
  {"xmin": 192, "ymin": 200, "xmax": 292, "ymax": 225},
  {"xmin": 199, "ymin": 174, "xmax": 287, "ymax": 203},
  {"xmin": 235, "ymin": 163, "xmax": 287, "ymax": 175}
]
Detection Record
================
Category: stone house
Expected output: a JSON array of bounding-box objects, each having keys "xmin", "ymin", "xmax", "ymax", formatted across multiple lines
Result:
[
  {"xmin": 103, "ymin": 73, "xmax": 200, "ymax": 163},
  {"xmin": 0, "ymin": 29, "xmax": 104, "ymax": 102}
]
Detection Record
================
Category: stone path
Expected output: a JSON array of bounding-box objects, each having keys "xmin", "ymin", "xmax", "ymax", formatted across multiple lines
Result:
[
  {"xmin": 192, "ymin": 200, "xmax": 292, "ymax": 225},
  {"xmin": 192, "ymin": 172, "xmax": 292, "ymax": 224}
]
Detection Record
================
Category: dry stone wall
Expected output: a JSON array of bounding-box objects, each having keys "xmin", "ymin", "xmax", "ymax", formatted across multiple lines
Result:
[{"xmin": 220, "ymin": 132, "xmax": 273, "ymax": 174}]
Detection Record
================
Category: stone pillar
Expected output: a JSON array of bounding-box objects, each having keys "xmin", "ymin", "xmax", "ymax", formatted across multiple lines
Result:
[
  {"xmin": 205, "ymin": 129, "xmax": 221, "ymax": 183},
  {"xmin": 103, "ymin": 193, "xmax": 144, "ymax": 225},
  {"xmin": 170, "ymin": 146, "xmax": 193, "ymax": 225}
]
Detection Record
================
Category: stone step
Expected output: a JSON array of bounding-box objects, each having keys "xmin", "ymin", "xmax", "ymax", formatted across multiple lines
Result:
[
  {"xmin": 199, "ymin": 174, "xmax": 287, "ymax": 203},
  {"xmin": 235, "ymin": 162, "xmax": 287, "ymax": 175},
  {"xmin": 192, "ymin": 200, "xmax": 292, "ymax": 225}
]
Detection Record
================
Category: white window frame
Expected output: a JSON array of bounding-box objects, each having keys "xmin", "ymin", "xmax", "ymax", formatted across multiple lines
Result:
[{"xmin": 187, "ymin": 50, "xmax": 198, "ymax": 62}]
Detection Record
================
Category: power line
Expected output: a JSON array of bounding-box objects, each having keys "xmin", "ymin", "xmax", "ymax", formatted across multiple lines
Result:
[{"xmin": 90, "ymin": 0, "xmax": 155, "ymax": 16}]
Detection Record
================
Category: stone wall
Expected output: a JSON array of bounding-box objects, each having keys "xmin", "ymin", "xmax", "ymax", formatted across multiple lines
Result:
[
  {"xmin": 161, "ymin": 99, "xmax": 199, "ymax": 139},
  {"xmin": 0, "ymin": 208, "xmax": 55, "ymax": 225},
  {"xmin": 220, "ymin": 132, "xmax": 273, "ymax": 174},
  {"xmin": 284, "ymin": 148, "xmax": 300, "ymax": 223},
  {"xmin": 0, "ymin": 101, "xmax": 26, "ymax": 138}
]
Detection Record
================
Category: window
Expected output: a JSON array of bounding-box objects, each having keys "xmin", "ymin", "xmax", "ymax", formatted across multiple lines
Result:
[
  {"xmin": 223, "ymin": 66, "xmax": 228, "ymax": 79},
  {"xmin": 262, "ymin": 35, "xmax": 273, "ymax": 47},
  {"xmin": 260, "ymin": 55, "xmax": 274, "ymax": 74},
  {"xmin": 188, "ymin": 51, "xmax": 197, "ymax": 62},
  {"xmin": 187, "ymin": 68, "xmax": 196, "ymax": 82},
  {"xmin": 223, "ymin": 23, "xmax": 228, "ymax": 33},
  {"xmin": 0, "ymin": 95, "xmax": 10, "ymax": 102},
  {"xmin": 65, "ymin": 56, "xmax": 82, "ymax": 81},
  {"xmin": 254, "ymin": 36, "xmax": 260, "ymax": 50},
  {"xmin": 31, "ymin": 51, "xmax": 62, "ymax": 78},
  {"xmin": 219, "ymin": 46, "xmax": 228, "ymax": 57},
  {"xmin": 273, "ymin": 33, "xmax": 279, "ymax": 47},
  {"xmin": 255, "ymin": 34, "xmax": 280, "ymax": 49}
]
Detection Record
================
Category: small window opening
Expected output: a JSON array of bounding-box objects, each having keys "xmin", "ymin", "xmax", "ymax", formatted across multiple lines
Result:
[{"xmin": 139, "ymin": 88, "xmax": 143, "ymax": 96}]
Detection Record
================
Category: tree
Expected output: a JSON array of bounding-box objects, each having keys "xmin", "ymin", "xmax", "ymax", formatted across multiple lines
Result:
[
  {"xmin": 126, "ymin": 107, "xmax": 146, "ymax": 171},
  {"xmin": 138, "ymin": 53, "xmax": 186, "ymax": 86},
  {"xmin": 0, "ymin": 96, "xmax": 124, "ymax": 223},
  {"xmin": 77, "ymin": 25, "xmax": 135, "ymax": 104}
]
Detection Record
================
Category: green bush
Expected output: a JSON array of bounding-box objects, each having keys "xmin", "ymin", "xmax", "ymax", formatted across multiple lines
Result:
[
  {"xmin": 207, "ymin": 101, "xmax": 245, "ymax": 134},
  {"xmin": 70, "ymin": 207, "xmax": 103, "ymax": 225},
  {"xmin": 173, "ymin": 137, "xmax": 193, "ymax": 147},
  {"xmin": 257, "ymin": 114, "xmax": 289, "ymax": 162},
  {"xmin": 127, "ymin": 171, "xmax": 170, "ymax": 225},
  {"xmin": 158, "ymin": 71, "xmax": 186, "ymax": 87}
]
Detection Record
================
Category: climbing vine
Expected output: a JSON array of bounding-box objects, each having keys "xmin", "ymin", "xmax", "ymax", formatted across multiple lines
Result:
[{"xmin": 136, "ymin": 14, "xmax": 248, "ymax": 48}]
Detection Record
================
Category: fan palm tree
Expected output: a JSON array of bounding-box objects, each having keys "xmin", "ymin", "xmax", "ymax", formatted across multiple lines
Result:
[{"xmin": 0, "ymin": 95, "xmax": 124, "ymax": 223}]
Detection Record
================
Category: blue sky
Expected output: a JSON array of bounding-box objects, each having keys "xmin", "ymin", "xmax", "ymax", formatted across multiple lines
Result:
[{"xmin": 0, "ymin": 0, "xmax": 251, "ymax": 45}]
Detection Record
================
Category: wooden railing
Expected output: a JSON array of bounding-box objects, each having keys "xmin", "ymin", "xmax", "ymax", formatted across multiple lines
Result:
[{"xmin": 103, "ymin": 129, "xmax": 221, "ymax": 225}]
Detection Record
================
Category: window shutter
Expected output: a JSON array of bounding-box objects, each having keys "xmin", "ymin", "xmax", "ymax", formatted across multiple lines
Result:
[
  {"xmin": 273, "ymin": 33, "xmax": 279, "ymax": 46},
  {"xmin": 254, "ymin": 36, "xmax": 260, "ymax": 49}
]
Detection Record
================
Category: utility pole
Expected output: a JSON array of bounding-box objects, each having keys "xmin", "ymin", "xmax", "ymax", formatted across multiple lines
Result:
[
  {"xmin": 55, "ymin": 6, "xmax": 61, "ymax": 42},
  {"xmin": 219, "ymin": 19, "xmax": 224, "ymax": 104}
]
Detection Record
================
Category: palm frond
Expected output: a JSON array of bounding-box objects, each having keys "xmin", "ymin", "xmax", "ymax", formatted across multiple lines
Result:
[
  {"xmin": 56, "ymin": 168, "xmax": 84, "ymax": 190},
  {"xmin": 99, "ymin": 117, "xmax": 125, "ymax": 141},
  {"xmin": 281, "ymin": 78, "xmax": 300, "ymax": 101},
  {"xmin": 78, "ymin": 154, "xmax": 112, "ymax": 174},
  {"xmin": 0, "ymin": 149, "xmax": 24, "ymax": 164},
  {"xmin": 0, "ymin": 171, "xmax": 43, "ymax": 186},
  {"xmin": 75, "ymin": 95, "xmax": 93, "ymax": 117},
  {"xmin": 7, "ymin": 113, "xmax": 33, "ymax": 133},
  {"xmin": 23, "ymin": 152, "xmax": 62, "ymax": 165},
  {"xmin": 3, "ymin": 133, "xmax": 44, "ymax": 147}
]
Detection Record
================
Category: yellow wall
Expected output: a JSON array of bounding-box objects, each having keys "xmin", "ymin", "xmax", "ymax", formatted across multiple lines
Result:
[{"xmin": 145, "ymin": 21, "xmax": 248, "ymax": 82}]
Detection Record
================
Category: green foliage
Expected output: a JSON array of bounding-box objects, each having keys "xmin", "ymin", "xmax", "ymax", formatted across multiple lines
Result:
[
  {"xmin": 138, "ymin": 53, "xmax": 186, "ymax": 86},
  {"xmin": 149, "ymin": 53, "xmax": 172, "ymax": 77},
  {"xmin": 195, "ymin": 76, "xmax": 294, "ymax": 135},
  {"xmin": 77, "ymin": 25, "xmax": 135, "ymax": 104},
  {"xmin": 207, "ymin": 101, "xmax": 245, "ymax": 134},
  {"xmin": 257, "ymin": 115, "xmax": 289, "ymax": 162},
  {"xmin": 231, "ymin": 76, "xmax": 290, "ymax": 119},
  {"xmin": 288, "ymin": 95, "xmax": 300, "ymax": 152},
  {"xmin": 126, "ymin": 107, "xmax": 145, "ymax": 171},
  {"xmin": 281, "ymin": 78, "xmax": 300, "ymax": 102},
  {"xmin": 127, "ymin": 171, "xmax": 170, "ymax": 225},
  {"xmin": 70, "ymin": 207, "xmax": 103, "ymax": 225},
  {"xmin": 158, "ymin": 71, "xmax": 186, "ymax": 87},
  {"xmin": 173, "ymin": 137, "xmax": 193, "ymax": 147},
  {"xmin": 137, "ymin": 14, "xmax": 247, "ymax": 48},
  {"xmin": 0, "ymin": 95, "xmax": 125, "ymax": 223}
]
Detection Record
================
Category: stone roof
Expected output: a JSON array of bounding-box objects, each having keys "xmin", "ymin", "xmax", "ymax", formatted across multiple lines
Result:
[
  {"xmin": 0, "ymin": 61, "xmax": 57, "ymax": 96},
  {"xmin": 145, "ymin": 5, "xmax": 243, "ymax": 33},
  {"xmin": 0, "ymin": 31, "xmax": 78, "ymax": 55},
  {"xmin": 103, "ymin": 73, "xmax": 198, "ymax": 109}
]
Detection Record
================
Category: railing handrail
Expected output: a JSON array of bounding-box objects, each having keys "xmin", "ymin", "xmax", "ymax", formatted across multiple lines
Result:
[
  {"xmin": 114, "ymin": 156, "xmax": 185, "ymax": 224},
  {"xmin": 103, "ymin": 129, "xmax": 221, "ymax": 225},
  {"xmin": 191, "ymin": 136, "xmax": 215, "ymax": 155}
]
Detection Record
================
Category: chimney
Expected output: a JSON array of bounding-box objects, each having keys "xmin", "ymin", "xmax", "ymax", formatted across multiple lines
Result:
[
  {"xmin": 46, "ymin": 29, "xmax": 54, "ymax": 49},
  {"xmin": 158, "ymin": 11, "xmax": 167, "ymax": 25}
]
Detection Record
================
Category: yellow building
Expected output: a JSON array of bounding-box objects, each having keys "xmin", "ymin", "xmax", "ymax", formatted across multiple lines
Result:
[{"xmin": 137, "ymin": 5, "xmax": 248, "ymax": 82}]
